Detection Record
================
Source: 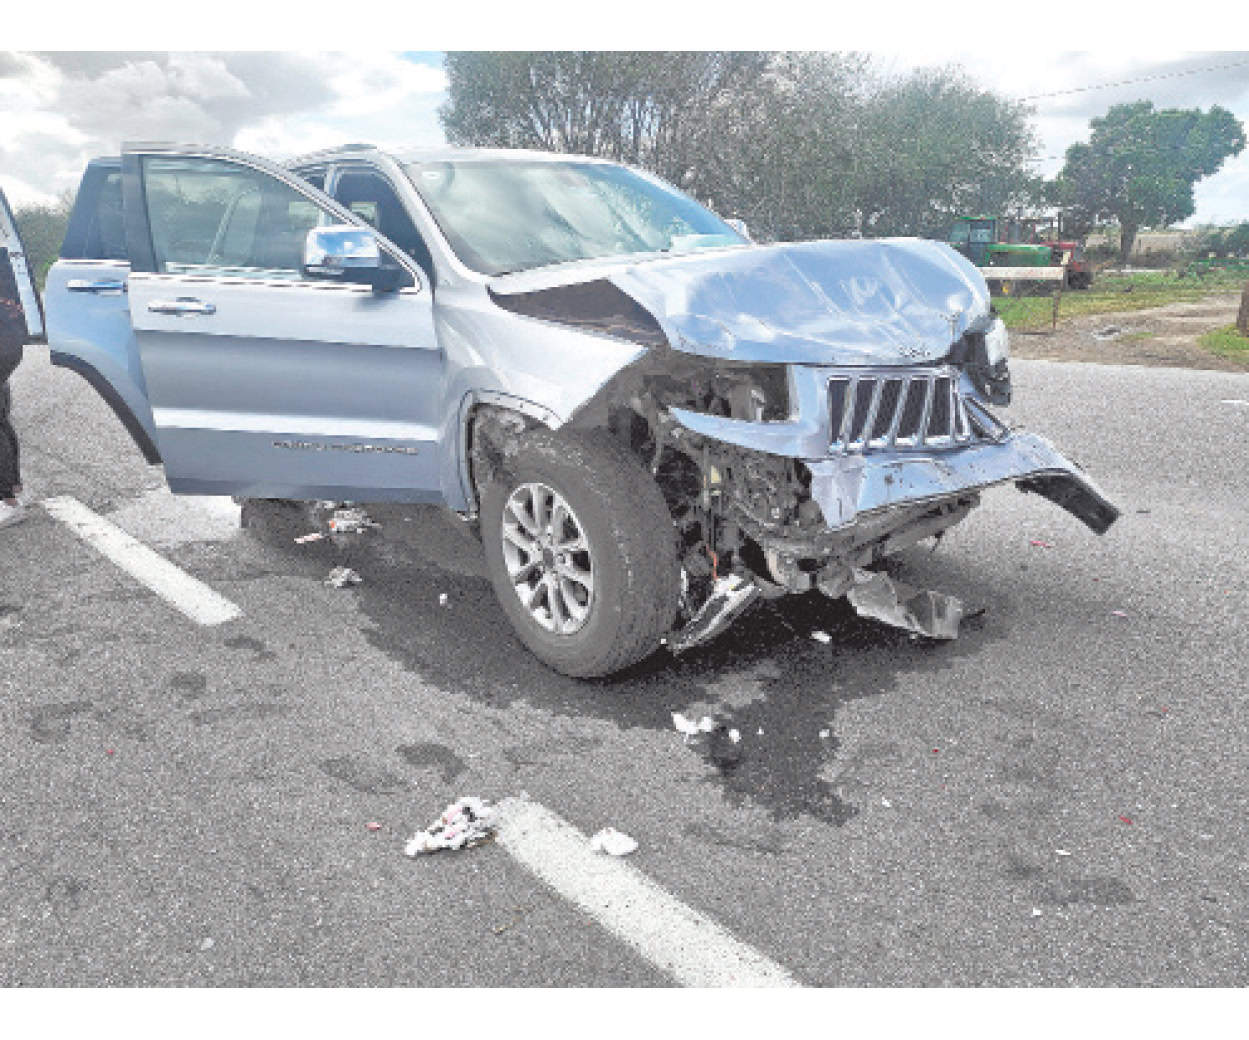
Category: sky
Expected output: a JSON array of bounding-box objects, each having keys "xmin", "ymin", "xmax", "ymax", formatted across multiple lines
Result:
[{"xmin": 2, "ymin": 11, "xmax": 1246, "ymax": 227}]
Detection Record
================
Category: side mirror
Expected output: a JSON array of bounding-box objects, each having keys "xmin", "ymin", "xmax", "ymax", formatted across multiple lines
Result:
[
  {"xmin": 303, "ymin": 225, "xmax": 404, "ymax": 291},
  {"xmin": 726, "ymin": 218, "xmax": 752, "ymax": 243},
  {"xmin": 304, "ymin": 225, "xmax": 380, "ymax": 276}
]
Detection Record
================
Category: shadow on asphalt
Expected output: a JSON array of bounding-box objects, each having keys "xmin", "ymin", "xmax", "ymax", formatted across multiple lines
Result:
[{"xmin": 239, "ymin": 499, "xmax": 1001, "ymax": 827}]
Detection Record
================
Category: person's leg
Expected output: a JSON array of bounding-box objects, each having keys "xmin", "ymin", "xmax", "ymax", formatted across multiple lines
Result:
[{"xmin": 0, "ymin": 381, "xmax": 20, "ymax": 504}]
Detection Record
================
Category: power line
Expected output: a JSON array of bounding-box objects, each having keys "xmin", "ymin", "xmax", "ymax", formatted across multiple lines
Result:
[{"xmin": 1017, "ymin": 57, "xmax": 1249, "ymax": 103}]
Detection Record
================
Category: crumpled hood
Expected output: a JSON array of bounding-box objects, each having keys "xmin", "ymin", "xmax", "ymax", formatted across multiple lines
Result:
[{"xmin": 491, "ymin": 237, "xmax": 993, "ymax": 365}]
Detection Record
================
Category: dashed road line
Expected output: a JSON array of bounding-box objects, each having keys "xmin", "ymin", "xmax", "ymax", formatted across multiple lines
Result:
[
  {"xmin": 1220, "ymin": 399, "xmax": 1249, "ymax": 407},
  {"xmin": 494, "ymin": 796, "xmax": 801, "ymax": 987},
  {"xmin": 41, "ymin": 495, "xmax": 242, "ymax": 626}
]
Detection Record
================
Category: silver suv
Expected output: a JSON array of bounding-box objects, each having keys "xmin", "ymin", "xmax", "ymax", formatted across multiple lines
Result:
[{"xmin": 33, "ymin": 142, "xmax": 1118, "ymax": 676}]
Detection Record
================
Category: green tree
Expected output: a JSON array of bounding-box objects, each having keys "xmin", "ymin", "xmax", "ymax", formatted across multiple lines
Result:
[
  {"xmin": 440, "ymin": 52, "xmax": 770, "ymax": 187},
  {"xmin": 14, "ymin": 191, "xmax": 74, "ymax": 290},
  {"xmin": 851, "ymin": 67, "xmax": 1038, "ymax": 238},
  {"xmin": 1055, "ymin": 101, "xmax": 1245, "ymax": 264},
  {"xmin": 439, "ymin": 53, "xmax": 1040, "ymax": 244}
]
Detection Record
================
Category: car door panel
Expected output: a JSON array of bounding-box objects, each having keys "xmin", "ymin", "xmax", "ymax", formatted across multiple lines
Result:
[
  {"xmin": 0, "ymin": 186, "xmax": 44, "ymax": 341},
  {"xmin": 126, "ymin": 276, "xmax": 441, "ymax": 500},
  {"xmin": 120, "ymin": 144, "xmax": 444, "ymax": 503}
]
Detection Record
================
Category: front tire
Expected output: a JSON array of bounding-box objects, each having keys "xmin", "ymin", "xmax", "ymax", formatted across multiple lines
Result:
[{"xmin": 479, "ymin": 429, "xmax": 680, "ymax": 678}]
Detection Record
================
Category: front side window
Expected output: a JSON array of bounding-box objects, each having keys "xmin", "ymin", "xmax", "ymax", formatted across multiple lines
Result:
[
  {"xmin": 406, "ymin": 160, "xmax": 745, "ymax": 276},
  {"xmin": 141, "ymin": 156, "xmax": 331, "ymax": 279}
]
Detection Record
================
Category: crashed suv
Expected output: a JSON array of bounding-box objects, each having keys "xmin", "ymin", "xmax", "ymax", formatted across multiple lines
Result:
[{"xmin": 38, "ymin": 143, "xmax": 1118, "ymax": 677}]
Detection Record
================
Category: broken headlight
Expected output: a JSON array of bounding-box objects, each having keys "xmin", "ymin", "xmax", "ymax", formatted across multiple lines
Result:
[
  {"xmin": 984, "ymin": 316, "xmax": 1009, "ymax": 366},
  {"xmin": 961, "ymin": 317, "xmax": 1011, "ymax": 407},
  {"xmin": 662, "ymin": 362, "xmax": 792, "ymax": 422}
]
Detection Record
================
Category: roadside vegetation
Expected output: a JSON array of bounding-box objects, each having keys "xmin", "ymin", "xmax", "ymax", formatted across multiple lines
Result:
[
  {"xmin": 995, "ymin": 269, "xmax": 1249, "ymax": 331},
  {"xmin": 1198, "ymin": 324, "xmax": 1249, "ymax": 363}
]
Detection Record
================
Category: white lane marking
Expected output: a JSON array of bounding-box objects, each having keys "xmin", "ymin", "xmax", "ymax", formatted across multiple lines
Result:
[
  {"xmin": 1220, "ymin": 399, "xmax": 1249, "ymax": 407},
  {"xmin": 42, "ymin": 496, "xmax": 242, "ymax": 626},
  {"xmin": 494, "ymin": 797, "xmax": 801, "ymax": 988},
  {"xmin": 105, "ymin": 488, "xmax": 242, "ymax": 549}
]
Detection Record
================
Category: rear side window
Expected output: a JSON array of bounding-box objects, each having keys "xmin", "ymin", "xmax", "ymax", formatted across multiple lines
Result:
[{"xmin": 60, "ymin": 164, "xmax": 128, "ymax": 262}]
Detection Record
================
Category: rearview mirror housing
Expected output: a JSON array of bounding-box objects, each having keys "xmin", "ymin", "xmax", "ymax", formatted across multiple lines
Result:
[
  {"xmin": 303, "ymin": 225, "xmax": 406, "ymax": 292},
  {"xmin": 303, "ymin": 225, "xmax": 381, "ymax": 277}
]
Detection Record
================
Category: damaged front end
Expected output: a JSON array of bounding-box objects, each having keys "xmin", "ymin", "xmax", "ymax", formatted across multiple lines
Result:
[{"xmin": 489, "ymin": 239, "xmax": 1120, "ymax": 651}]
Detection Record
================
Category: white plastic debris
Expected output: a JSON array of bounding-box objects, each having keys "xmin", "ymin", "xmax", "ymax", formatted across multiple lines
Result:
[
  {"xmin": 1055, "ymin": 849, "xmax": 1072, "ymax": 857},
  {"xmin": 589, "ymin": 827, "xmax": 638, "ymax": 857},
  {"xmin": 881, "ymin": 797, "xmax": 893, "ymax": 808},
  {"xmin": 819, "ymin": 729, "xmax": 830, "ymax": 739},
  {"xmin": 438, "ymin": 593, "xmax": 449, "ymax": 607},
  {"xmin": 199, "ymin": 937, "xmax": 215, "ymax": 951},
  {"xmin": 294, "ymin": 531, "xmax": 324, "ymax": 544},
  {"xmin": 1031, "ymin": 907, "xmax": 1043, "ymax": 918},
  {"xmin": 811, "ymin": 630, "xmax": 832, "ymax": 644},
  {"xmin": 404, "ymin": 797, "xmax": 497, "ymax": 856},
  {"xmin": 757, "ymin": 727, "xmax": 764, "ymax": 736},
  {"xmin": 325, "ymin": 566, "xmax": 362, "ymax": 588},
  {"xmin": 728, "ymin": 729, "xmax": 741, "ymax": 744},
  {"xmin": 328, "ymin": 507, "xmax": 379, "ymax": 534},
  {"xmin": 671, "ymin": 712, "xmax": 716, "ymax": 742}
]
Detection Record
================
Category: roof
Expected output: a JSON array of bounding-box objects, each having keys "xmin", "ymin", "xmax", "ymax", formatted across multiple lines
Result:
[{"xmin": 287, "ymin": 144, "xmax": 614, "ymax": 168}]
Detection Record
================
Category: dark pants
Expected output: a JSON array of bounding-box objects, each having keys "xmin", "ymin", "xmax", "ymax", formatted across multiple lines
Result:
[{"xmin": 0, "ymin": 370, "xmax": 20, "ymax": 499}]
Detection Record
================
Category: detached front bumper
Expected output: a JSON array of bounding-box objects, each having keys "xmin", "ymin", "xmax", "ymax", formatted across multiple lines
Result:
[{"xmin": 806, "ymin": 431, "xmax": 1119, "ymax": 534}]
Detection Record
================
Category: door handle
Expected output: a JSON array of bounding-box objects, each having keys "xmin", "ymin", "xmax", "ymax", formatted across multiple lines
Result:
[
  {"xmin": 67, "ymin": 278, "xmax": 127, "ymax": 294},
  {"xmin": 147, "ymin": 297, "xmax": 217, "ymax": 316}
]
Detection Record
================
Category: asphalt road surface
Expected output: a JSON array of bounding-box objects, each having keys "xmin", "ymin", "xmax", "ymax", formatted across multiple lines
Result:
[{"xmin": 2, "ymin": 344, "xmax": 1247, "ymax": 986}]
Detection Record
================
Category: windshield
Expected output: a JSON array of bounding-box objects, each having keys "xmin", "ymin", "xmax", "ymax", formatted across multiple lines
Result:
[{"xmin": 405, "ymin": 160, "xmax": 745, "ymax": 275}]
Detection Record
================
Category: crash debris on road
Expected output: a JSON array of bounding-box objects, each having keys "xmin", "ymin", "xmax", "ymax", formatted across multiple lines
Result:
[
  {"xmin": 844, "ymin": 568, "xmax": 965, "ymax": 640},
  {"xmin": 324, "ymin": 566, "xmax": 363, "ymax": 588},
  {"xmin": 326, "ymin": 506, "xmax": 379, "ymax": 535},
  {"xmin": 589, "ymin": 827, "xmax": 639, "ymax": 856},
  {"xmin": 404, "ymin": 797, "xmax": 498, "ymax": 856},
  {"xmin": 672, "ymin": 712, "xmax": 744, "ymax": 769}
]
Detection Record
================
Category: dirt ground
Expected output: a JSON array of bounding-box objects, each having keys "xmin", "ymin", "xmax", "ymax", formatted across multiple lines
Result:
[{"xmin": 1009, "ymin": 292, "xmax": 1248, "ymax": 371}]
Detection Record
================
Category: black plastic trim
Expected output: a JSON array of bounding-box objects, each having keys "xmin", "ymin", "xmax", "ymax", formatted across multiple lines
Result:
[{"xmin": 49, "ymin": 350, "xmax": 162, "ymax": 464}]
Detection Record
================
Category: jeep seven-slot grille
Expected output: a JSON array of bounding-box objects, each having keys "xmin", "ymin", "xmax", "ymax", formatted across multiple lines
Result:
[{"xmin": 828, "ymin": 368, "xmax": 994, "ymax": 452}]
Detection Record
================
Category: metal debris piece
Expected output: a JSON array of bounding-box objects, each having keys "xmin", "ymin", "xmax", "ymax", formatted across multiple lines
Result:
[
  {"xmin": 845, "ymin": 568, "xmax": 964, "ymax": 640},
  {"xmin": 1110, "ymin": 610, "xmax": 1128, "ymax": 618},
  {"xmin": 327, "ymin": 507, "xmax": 379, "ymax": 534},
  {"xmin": 589, "ymin": 827, "xmax": 638, "ymax": 857},
  {"xmin": 325, "ymin": 566, "xmax": 362, "ymax": 588},
  {"xmin": 667, "ymin": 573, "xmax": 760, "ymax": 653},
  {"xmin": 294, "ymin": 531, "xmax": 324, "ymax": 544},
  {"xmin": 404, "ymin": 797, "xmax": 497, "ymax": 856}
]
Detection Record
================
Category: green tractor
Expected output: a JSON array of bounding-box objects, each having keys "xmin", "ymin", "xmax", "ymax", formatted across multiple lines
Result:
[
  {"xmin": 948, "ymin": 216, "xmax": 1093, "ymax": 290},
  {"xmin": 949, "ymin": 216, "xmax": 1054, "ymax": 269}
]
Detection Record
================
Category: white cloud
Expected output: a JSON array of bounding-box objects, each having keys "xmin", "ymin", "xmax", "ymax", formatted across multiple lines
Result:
[
  {"xmin": 0, "ymin": 50, "xmax": 448, "ymax": 208},
  {"xmin": 1, "ymin": 47, "xmax": 1246, "ymax": 227}
]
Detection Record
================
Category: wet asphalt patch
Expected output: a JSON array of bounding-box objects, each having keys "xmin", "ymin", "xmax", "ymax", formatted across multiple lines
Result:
[{"xmin": 236, "ymin": 498, "xmax": 999, "ymax": 827}]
